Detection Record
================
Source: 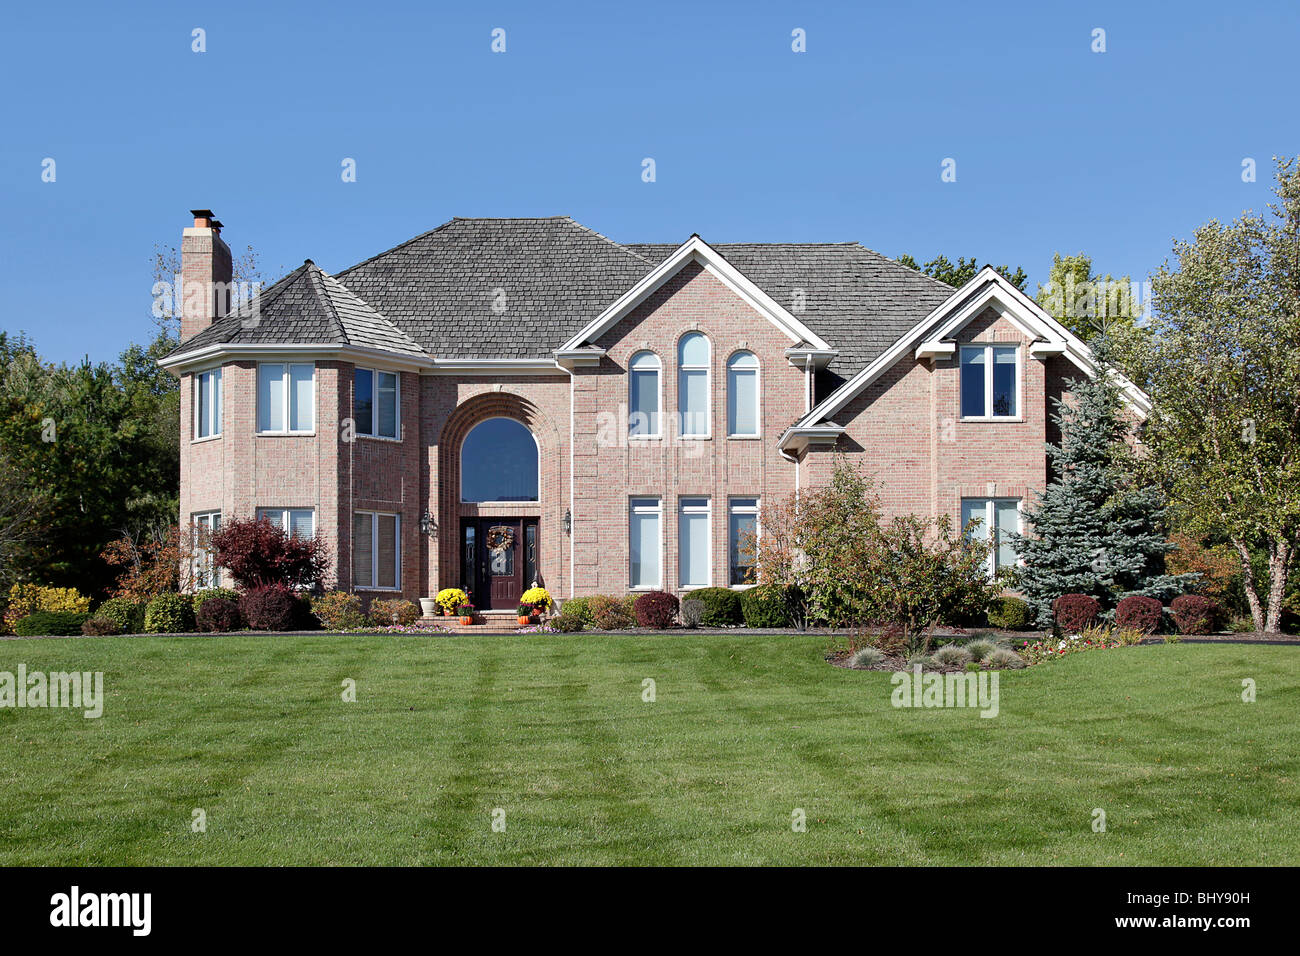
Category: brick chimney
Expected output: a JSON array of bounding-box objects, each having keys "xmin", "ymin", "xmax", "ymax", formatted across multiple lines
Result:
[{"xmin": 180, "ymin": 209, "xmax": 233, "ymax": 341}]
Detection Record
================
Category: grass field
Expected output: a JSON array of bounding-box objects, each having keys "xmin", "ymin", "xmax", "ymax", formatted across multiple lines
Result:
[{"xmin": 0, "ymin": 632, "xmax": 1296, "ymax": 865}]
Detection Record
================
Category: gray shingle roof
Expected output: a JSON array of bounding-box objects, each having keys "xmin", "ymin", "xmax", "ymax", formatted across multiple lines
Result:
[{"xmin": 170, "ymin": 217, "xmax": 957, "ymax": 379}]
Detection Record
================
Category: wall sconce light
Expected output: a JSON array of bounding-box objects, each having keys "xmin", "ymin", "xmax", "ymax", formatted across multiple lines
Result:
[
  {"xmin": 419, "ymin": 510, "xmax": 437, "ymax": 537},
  {"xmin": 563, "ymin": 509, "xmax": 572, "ymax": 534}
]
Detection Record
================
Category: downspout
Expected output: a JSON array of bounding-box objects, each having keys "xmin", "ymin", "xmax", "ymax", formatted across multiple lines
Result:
[{"xmin": 562, "ymin": 362, "xmax": 576, "ymax": 599}]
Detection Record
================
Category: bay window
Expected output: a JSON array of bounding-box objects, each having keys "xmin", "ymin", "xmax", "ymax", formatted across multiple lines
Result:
[
  {"xmin": 258, "ymin": 362, "xmax": 315, "ymax": 433},
  {"xmin": 194, "ymin": 368, "xmax": 222, "ymax": 439},
  {"xmin": 355, "ymin": 367, "xmax": 399, "ymax": 439},
  {"xmin": 257, "ymin": 508, "xmax": 316, "ymax": 540},
  {"xmin": 353, "ymin": 511, "xmax": 400, "ymax": 590}
]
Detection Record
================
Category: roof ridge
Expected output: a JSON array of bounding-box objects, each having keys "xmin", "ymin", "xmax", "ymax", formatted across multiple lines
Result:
[
  {"xmin": 318, "ymin": 269, "xmax": 425, "ymax": 354},
  {"xmin": 849, "ymin": 242, "xmax": 962, "ymax": 293},
  {"xmin": 304, "ymin": 263, "xmax": 348, "ymax": 344},
  {"xmin": 560, "ymin": 217, "xmax": 658, "ymax": 266}
]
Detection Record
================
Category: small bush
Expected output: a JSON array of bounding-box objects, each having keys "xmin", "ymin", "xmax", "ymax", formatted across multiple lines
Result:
[
  {"xmin": 144, "ymin": 593, "xmax": 195, "ymax": 634},
  {"xmin": 1170, "ymin": 594, "xmax": 1219, "ymax": 635},
  {"xmin": 680, "ymin": 599, "xmax": 704, "ymax": 628},
  {"xmin": 551, "ymin": 613, "xmax": 585, "ymax": 633},
  {"xmin": 369, "ymin": 599, "xmax": 420, "ymax": 626},
  {"xmin": 4, "ymin": 584, "xmax": 93, "ymax": 633},
  {"xmin": 633, "ymin": 590, "xmax": 679, "ymax": 629},
  {"xmin": 906, "ymin": 654, "xmax": 932, "ymax": 668},
  {"xmin": 1116, "ymin": 595, "xmax": 1163, "ymax": 633},
  {"xmin": 588, "ymin": 594, "xmax": 636, "ymax": 630},
  {"xmin": 987, "ymin": 647, "xmax": 1027, "ymax": 669},
  {"xmin": 519, "ymin": 586, "xmax": 553, "ymax": 613},
  {"xmin": 197, "ymin": 597, "xmax": 243, "ymax": 632},
  {"xmin": 193, "ymin": 588, "xmax": 238, "ymax": 614},
  {"xmin": 850, "ymin": 646, "xmax": 885, "ymax": 668},
  {"xmin": 558, "ymin": 596, "xmax": 594, "ymax": 625},
  {"xmin": 81, "ymin": 615, "xmax": 120, "ymax": 636},
  {"xmin": 312, "ymin": 591, "xmax": 368, "ymax": 630},
  {"xmin": 740, "ymin": 586, "xmax": 795, "ymax": 628},
  {"xmin": 964, "ymin": 638, "xmax": 996, "ymax": 662},
  {"xmin": 435, "ymin": 588, "xmax": 468, "ymax": 614},
  {"xmin": 1227, "ymin": 616, "xmax": 1254, "ymax": 633},
  {"xmin": 1163, "ymin": 632, "xmax": 1183, "ymax": 644},
  {"xmin": 987, "ymin": 596, "xmax": 1033, "ymax": 630},
  {"xmin": 238, "ymin": 585, "xmax": 300, "ymax": 632},
  {"xmin": 1052, "ymin": 593, "xmax": 1100, "ymax": 632},
  {"xmin": 96, "ymin": 597, "xmax": 146, "ymax": 635},
  {"xmin": 687, "ymin": 587, "xmax": 743, "ymax": 627},
  {"xmin": 933, "ymin": 644, "xmax": 973, "ymax": 667},
  {"xmin": 15, "ymin": 611, "xmax": 92, "ymax": 636}
]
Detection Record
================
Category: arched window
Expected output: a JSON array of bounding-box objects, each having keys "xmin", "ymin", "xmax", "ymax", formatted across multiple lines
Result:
[
  {"xmin": 628, "ymin": 351, "xmax": 661, "ymax": 437},
  {"xmin": 727, "ymin": 351, "xmax": 760, "ymax": 436},
  {"xmin": 677, "ymin": 332, "xmax": 710, "ymax": 436},
  {"xmin": 461, "ymin": 418, "xmax": 539, "ymax": 502}
]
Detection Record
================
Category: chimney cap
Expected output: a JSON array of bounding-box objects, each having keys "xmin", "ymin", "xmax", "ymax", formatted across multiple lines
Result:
[{"xmin": 190, "ymin": 209, "xmax": 221, "ymax": 231}]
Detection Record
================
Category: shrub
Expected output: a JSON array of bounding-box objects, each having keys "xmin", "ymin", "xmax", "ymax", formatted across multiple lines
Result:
[
  {"xmin": 197, "ymin": 597, "xmax": 244, "ymax": 633},
  {"xmin": 4, "ymin": 584, "xmax": 92, "ymax": 633},
  {"xmin": 680, "ymin": 599, "xmax": 704, "ymax": 628},
  {"xmin": 238, "ymin": 585, "xmax": 299, "ymax": 631},
  {"xmin": 686, "ymin": 587, "xmax": 743, "ymax": 627},
  {"xmin": 369, "ymin": 599, "xmax": 420, "ymax": 626},
  {"xmin": 933, "ymin": 644, "xmax": 973, "ymax": 667},
  {"xmin": 519, "ymin": 586, "xmax": 553, "ymax": 613},
  {"xmin": 1116, "ymin": 595, "xmax": 1163, "ymax": 633},
  {"xmin": 211, "ymin": 516, "xmax": 330, "ymax": 590},
  {"xmin": 81, "ymin": 615, "xmax": 119, "ymax": 636},
  {"xmin": 1228, "ymin": 616, "xmax": 1254, "ymax": 633},
  {"xmin": 96, "ymin": 597, "xmax": 146, "ymax": 635},
  {"xmin": 551, "ymin": 612, "xmax": 585, "ymax": 633},
  {"xmin": 634, "ymin": 590, "xmax": 679, "ymax": 629},
  {"xmin": 986, "ymin": 647, "xmax": 1027, "ymax": 669},
  {"xmin": 1170, "ymin": 594, "xmax": 1220, "ymax": 635},
  {"xmin": 311, "ymin": 591, "xmax": 368, "ymax": 630},
  {"xmin": 987, "ymin": 596, "xmax": 1033, "ymax": 630},
  {"xmin": 588, "ymin": 594, "xmax": 636, "ymax": 630},
  {"xmin": 193, "ymin": 588, "xmax": 239, "ymax": 614},
  {"xmin": 144, "ymin": 593, "xmax": 195, "ymax": 634},
  {"xmin": 15, "ymin": 611, "xmax": 91, "ymax": 636},
  {"xmin": 740, "ymin": 586, "xmax": 795, "ymax": 628},
  {"xmin": 559, "ymin": 596, "xmax": 594, "ymax": 625},
  {"xmin": 1052, "ymin": 593, "xmax": 1100, "ymax": 632},
  {"xmin": 964, "ymin": 638, "xmax": 996, "ymax": 662},
  {"xmin": 850, "ymin": 646, "xmax": 885, "ymax": 668},
  {"xmin": 435, "ymin": 588, "xmax": 468, "ymax": 614}
]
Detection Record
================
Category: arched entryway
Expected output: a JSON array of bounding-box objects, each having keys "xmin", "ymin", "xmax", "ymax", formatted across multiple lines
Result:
[{"xmin": 459, "ymin": 417, "xmax": 540, "ymax": 609}]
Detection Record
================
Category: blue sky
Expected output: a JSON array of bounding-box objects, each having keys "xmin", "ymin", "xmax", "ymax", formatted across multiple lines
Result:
[{"xmin": 1, "ymin": 0, "xmax": 1295, "ymax": 365}]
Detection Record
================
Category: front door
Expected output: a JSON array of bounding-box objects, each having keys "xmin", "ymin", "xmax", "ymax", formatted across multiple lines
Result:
[{"xmin": 462, "ymin": 519, "xmax": 539, "ymax": 610}]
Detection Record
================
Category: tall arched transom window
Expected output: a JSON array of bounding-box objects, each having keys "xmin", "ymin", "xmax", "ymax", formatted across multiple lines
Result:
[
  {"xmin": 628, "ymin": 351, "xmax": 661, "ymax": 437},
  {"xmin": 677, "ymin": 332, "xmax": 710, "ymax": 436},
  {"xmin": 461, "ymin": 418, "xmax": 539, "ymax": 502},
  {"xmin": 727, "ymin": 351, "xmax": 760, "ymax": 436}
]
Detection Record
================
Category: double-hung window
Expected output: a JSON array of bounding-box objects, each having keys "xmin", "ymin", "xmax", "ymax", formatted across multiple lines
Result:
[
  {"xmin": 258, "ymin": 363, "xmax": 315, "ymax": 433},
  {"xmin": 960, "ymin": 345, "xmax": 1019, "ymax": 419},
  {"xmin": 629, "ymin": 498, "xmax": 662, "ymax": 589},
  {"xmin": 192, "ymin": 511, "xmax": 221, "ymax": 587},
  {"xmin": 728, "ymin": 497, "xmax": 759, "ymax": 586},
  {"xmin": 355, "ymin": 368, "xmax": 400, "ymax": 439},
  {"xmin": 194, "ymin": 368, "xmax": 222, "ymax": 439},
  {"xmin": 960, "ymin": 497, "xmax": 1020, "ymax": 575},
  {"xmin": 257, "ymin": 508, "xmax": 316, "ymax": 540},
  {"xmin": 353, "ymin": 511, "xmax": 400, "ymax": 590},
  {"xmin": 678, "ymin": 497, "xmax": 711, "ymax": 589},
  {"xmin": 677, "ymin": 333, "xmax": 710, "ymax": 437}
]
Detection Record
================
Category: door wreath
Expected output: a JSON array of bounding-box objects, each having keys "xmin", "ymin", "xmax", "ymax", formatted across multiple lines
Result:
[{"xmin": 485, "ymin": 526, "xmax": 515, "ymax": 553}]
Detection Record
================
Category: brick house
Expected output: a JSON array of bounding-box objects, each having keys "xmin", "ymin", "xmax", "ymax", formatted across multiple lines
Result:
[{"xmin": 161, "ymin": 211, "xmax": 1148, "ymax": 611}]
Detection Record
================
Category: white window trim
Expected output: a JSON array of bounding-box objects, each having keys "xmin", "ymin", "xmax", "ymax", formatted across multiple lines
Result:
[
  {"xmin": 678, "ymin": 496, "xmax": 712, "ymax": 590},
  {"xmin": 959, "ymin": 344, "xmax": 1022, "ymax": 422},
  {"xmin": 193, "ymin": 367, "xmax": 222, "ymax": 441},
  {"xmin": 962, "ymin": 497, "xmax": 1022, "ymax": 575},
  {"xmin": 726, "ymin": 351, "xmax": 761, "ymax": 438},
  {"xmin": 629, "ymin": 497, "xmax": 663, "ymax": 591},
  {"xmin": 677, "ymin": 333, "xmax": 712, "ymax": 439},
  {"xmin": 627, "ymin": 351, "xmax": 663, "ymax": 440},
  {"xmin": 192, "ymin": 511, "xmax": 221, "ymax": 587},
  {"xmin": 355, "ymin": 367, "xmax": 401, "ymax": 441},
  {"xmin": 256, "ymin": 508, "xmax": 316, "ymax": 538},
  {"xmin": 459, "ymin": 417, "xmax": 541, "ymax": 504},
  {"xmin": 728, "ymin": 497, "xmax": 760, "ymax": 589},
  {"xmin": 353, "ymin": 510, "xmax": 402, "ymax": 592},
  {"xmin": 257, "ymin": 362, "xmax": 316, "ymax": 435}
]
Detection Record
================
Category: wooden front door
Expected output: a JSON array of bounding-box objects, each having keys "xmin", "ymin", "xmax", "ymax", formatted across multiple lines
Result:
[{"xmin": 462, "ymin": 519, "xmax": 539, "ymax": 610}]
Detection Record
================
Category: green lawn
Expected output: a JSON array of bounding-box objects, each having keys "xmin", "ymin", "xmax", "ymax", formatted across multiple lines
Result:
[{"xmin": 0, "ymin": 633, "xmax": 1295, "ymax": 865}]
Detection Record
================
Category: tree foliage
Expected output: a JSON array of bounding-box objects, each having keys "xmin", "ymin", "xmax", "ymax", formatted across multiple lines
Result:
[{"xmin": 897, "ymin": 253, "xmax": 1028, "ymax": 292}]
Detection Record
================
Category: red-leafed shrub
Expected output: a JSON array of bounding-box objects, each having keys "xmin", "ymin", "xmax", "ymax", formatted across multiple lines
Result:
[
  {"xmin": 211, "ymin": 517, "xmax": 331, "ymax": 590},
  {"xmin": 1052, "ymin": 593, "xmax": 1100, "ymax": 632},
  {"xmin": 1116, "ymin": 595, "xmax": 1163, "ymax": 633},
  {"xmin": 634, "ymin": 590, "xmax": 680, "ymax": 629},
  {"xmin": 197, "ymin": 596, "xmax": 245, "ymax": 633},
  {"xmin": 238, "ymin": 584, "xmax": 301, "ymax": 631},
  {"xmin": 1170, "ymin": 594, "xmax": 1219, "ymax": 634}
]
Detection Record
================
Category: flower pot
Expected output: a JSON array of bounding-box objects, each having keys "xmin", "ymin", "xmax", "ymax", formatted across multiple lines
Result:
[
  {"xmin": 459, "ymin": 615, "xmax": 474, "ymax": 626},
  {"xmin": 517, "ymin": 615, "xmax": 531, "ymax": 626},
  {"xmin": 443, "ymin": 609, "xmax": 452, "ymax": 617},
  {"xmin": 419, "ymin": 598, "xmax": 438, "ymax": 618}
]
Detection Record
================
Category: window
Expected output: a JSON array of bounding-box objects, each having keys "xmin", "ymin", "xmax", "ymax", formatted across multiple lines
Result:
[
  {"xmin": 258, "ymin": 363, "xmax": 315, "ymax": 433},
  {"xmin": 628, "ymin": 351, "xmax": 661, "ymax": 437},
  {"xmin": 353, "ymin": 511, "xmax": 400, "ymax": 590},
  {"xmin": 629, "ymin": 497, "xmax": 661, "ymax": 589},
  {"xmin": 355, "ymin": 368, "xmax": 400, "ymax": 439},
  {"xmin": 727, "ymin": 351, "xmax": 759, "ymax": 436},
  {"xmin": 194, "ymin": 368, "xmax": 222, "ymax": 439},
  {"xmin": 461, "ymin": 418, "xmax": 538, "ymax": 502},
  {"xmin": 193, "ymin": 511, "xmax": 221, "ymax": 587},
  {"xmin": 677, "ymin": 332, "xmax": 710, "ymax": 436},
  {"xmin": 728, "ymin": 497, "xmax": 759, "ymax": 586},
  {"xmin": 678, "ymin": 497, "xmax": 711, "ymax": 589},
  {"xmin": 960, "ymin": 498, "xmax": 1021, "ymax": 574},
  {"xmin": 960, "ymin": 345, "xmax": 1018, "ymax": 419},
  {"xmin": 257, "ymin": 508, "xmax": 315, "ymax": 540}
]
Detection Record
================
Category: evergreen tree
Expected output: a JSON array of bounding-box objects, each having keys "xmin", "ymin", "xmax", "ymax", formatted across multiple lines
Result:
[{"xmin": 1013, "ymin": 342, "xmax": 1192, "ymax": 624}]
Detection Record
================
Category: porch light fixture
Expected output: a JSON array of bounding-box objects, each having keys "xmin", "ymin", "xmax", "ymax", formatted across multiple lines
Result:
[
  {"xmin": 419, "ymin": 510, "xmax": 437, "ymax": 537},
  {"xmin": 563, "ymin": 509, "xmax": 572, "ymax": 534}
]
